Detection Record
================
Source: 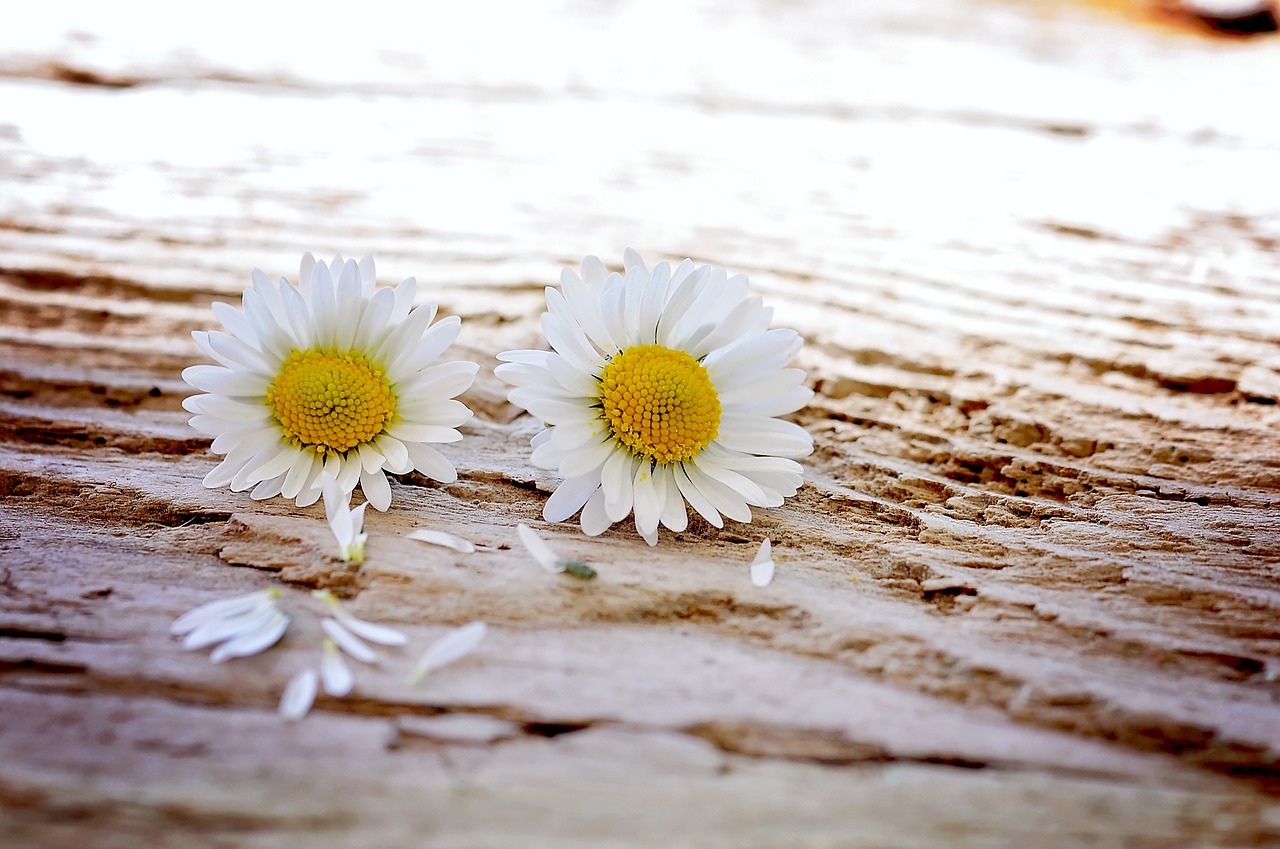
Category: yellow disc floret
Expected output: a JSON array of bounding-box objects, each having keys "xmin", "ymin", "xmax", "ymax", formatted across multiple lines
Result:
[
  {"xmin": 598, "ymin": 344, "xmax": 721, "ymax": 464},
  {"xmin": 266, "ymin": 349, "xmax": 396, "ymax": 455}
]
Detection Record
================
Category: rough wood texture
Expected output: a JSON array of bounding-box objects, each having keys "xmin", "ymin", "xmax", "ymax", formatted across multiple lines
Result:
[{"xmin": 2, "ymin": 2, "xmax": 1279, "ymax": 846}]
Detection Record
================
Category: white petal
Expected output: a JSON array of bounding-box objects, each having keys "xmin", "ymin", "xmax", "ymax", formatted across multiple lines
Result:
[
  {"xmin": 558, "ymin": 436, "xmax": 615, "ymax": 479},
  {"xmin": 279, "ymin": 669, "xmax": 318, "ymax": 722},
  {"xmin": 405, "ymin": 442, "xmax": 458, "ymax": 483},
  {"xmin": 601, "ymin": 450, "xmax": 638, "ymax": 522},
  {"xmin": 282, "ymin": 453, "xmax": 319, "ymax": 500},
  {"xmin": 372, "ymin": 434, "xmax": 411, "ymax": 474},
  {"xmin": 685, "ymin": 465, "xmax": 751, "ymax": 524},
  {"xmin": 171, "ymin": 590, "xmax": 273, "ymax": 635},
  {"xmin": 409, "ymin": 621, "xmax": 487, "ymax": 682},
  {"xmin": 543, "ymin": 473, "xmax": 601, "ymax": 523},
  {"xmin": 579, "ymin": 488, "xmax": 612, "ymax": 536},
  {"xmin": 408, "ymin": 529, "xmax": 477, "ymax": 554},
  {"xmin": 181, "ymin": 603, "xmax": 276, "ymax": 650},
  {"xmin": 250, "ymin": 473, "xmax": 287, "ymax": 501},
  {"xmin": 321, "ymin": 473, "xmax": 354, "ymax": 546},
  {"xmin": 360, "ymin": 468, "xmax": 393, "ymax": 512},
  {"xmin": 715, "ymin": 415, "xmax": 813, "ymax": 459},
  {"xmin": 209, "ymin": 610, "xmax": 290, "ymax": 663},
  {"xmin": 321, "ymin": 618, "xmax": 378, "ymax": 663},
  {"xmin": 314, "ymin": 591, "xmax": 410, "ymax": 646},
  {"xmin": 386, "ymin": 422, "xmax": 463, "ymax": 444},
  {"xmin": 750, "ymin": 539, "xmax": 775, "ymax": 588},
  {"xmin": 516, "ymin": 523, "xmax": 564, "ymax": 573},
  {"xmin": 321, "ymin": 640, "xmax": 355, "ymax": 697},
  {"xmin": 674, "ymin": 463, "xmax": 724, "ymax": 529},
  {"xmin": 632, "ymin": 463, "xmax": 662, "ymax": 536},
  {"xmin": 656, "ymin": 466, "xmax": 688, "ymax": 532}
]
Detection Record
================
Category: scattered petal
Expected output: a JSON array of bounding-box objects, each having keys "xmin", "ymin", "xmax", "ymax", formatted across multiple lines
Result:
[
  {"xmin": 407, "ymin": 528, "xmax": 477, "ymax": 554},
  {"xmin": 210, "ymin": 610, "xmax": 290, "ymax": 663},
  {"xmin": 321, "ymin": 618, "xmax": 378, "ymax": 663},
  {"xmin": 181, "ymin": 603, "xmax": 277, "ymax": 651},
  {"xmin": 313, "ymin": 590, "xmax": 409, "ymax": 647},
  {"xmin": 749, "ymin": 538, "xmax": 775, "ymax": 588},
  {"xmin": 320, "ymin": 639, "xmax": 354, "ymax": 697},
  {"xmin": 321, "ymin": 472, "xmax": 368, "ymax": 563},
  {"xmin": 279, "ymin": 668, "xmax": 318, "ymax": 721},
  {"xmin": 409, "ymin": 621, "xmax": 487, "ymax": 683},
  {"xmin": 516, "ymin": 523, "xmax": 565, "ymax": 573},
  {"xmin": 171, "ymin": 589, "xmax": 275, "ymax": 636}
]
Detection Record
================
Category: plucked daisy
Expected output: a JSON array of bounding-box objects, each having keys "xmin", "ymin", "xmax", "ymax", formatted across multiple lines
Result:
[
  {"xmin": 496, "ymin": 250, "xmax": 813, "ymax": 545},
  {"xmin": 182, "ymin": 253, "xmax": 478, "ymax": 511}
]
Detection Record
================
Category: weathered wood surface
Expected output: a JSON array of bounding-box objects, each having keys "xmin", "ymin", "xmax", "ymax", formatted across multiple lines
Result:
[{"xmin": 2, "ymin": 2, "xmax": 1279, "ymax": 846}]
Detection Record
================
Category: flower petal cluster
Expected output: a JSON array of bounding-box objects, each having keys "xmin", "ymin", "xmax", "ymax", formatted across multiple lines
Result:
[
  {"xmin": 280, "ymin": 590, "xmax": 413, "ymax": 720},
  {"xmin": 497, "ymin": 250, "xmax": 812, "ymax": 544},
  {"xmin": 183, "ymin": 253, "xmax": 478, "ymax": 512},
  {"xmin": 170, "ymin": 589, "xmax": 290, "ymax": 663}
]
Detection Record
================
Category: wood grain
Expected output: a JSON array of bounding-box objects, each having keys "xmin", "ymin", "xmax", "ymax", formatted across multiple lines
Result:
[{"xmin": 1, "ymin": 1, "xmax": 1278, "ymax": 846}]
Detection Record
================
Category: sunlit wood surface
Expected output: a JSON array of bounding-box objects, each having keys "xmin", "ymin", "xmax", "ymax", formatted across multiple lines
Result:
[{"xmin": 2, "ymin": 2, "xmax": 1279, "ymax": 846}]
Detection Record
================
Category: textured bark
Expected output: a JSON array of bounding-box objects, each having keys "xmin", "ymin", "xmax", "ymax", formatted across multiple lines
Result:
[{"xmin": 1, "ymin": 2, "xmax": 1279, "ymax": 846}]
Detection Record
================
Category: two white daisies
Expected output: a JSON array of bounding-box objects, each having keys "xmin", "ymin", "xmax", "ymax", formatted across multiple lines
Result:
[{"xmin": 183, "ymin": 249, "xmax": 812, "ymax": 542}]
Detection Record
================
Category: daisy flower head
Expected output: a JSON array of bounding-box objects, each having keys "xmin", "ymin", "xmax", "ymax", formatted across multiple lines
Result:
[
  {"xmin": 182, "ymin": 253, "xmax": 478, "ymax": 511},
  {"xmin": 496, "ymin": 250, "xmax": 813, "ymax": 545}
]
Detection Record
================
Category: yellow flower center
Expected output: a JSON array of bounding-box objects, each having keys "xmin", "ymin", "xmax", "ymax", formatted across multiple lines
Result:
[
  {"xmin": 598, "ymin": 344, "xmax": 720, "ymax": 464},
  {"xmin": 265, "ymin": 349, "xmax": 396, "ymax": 455}
]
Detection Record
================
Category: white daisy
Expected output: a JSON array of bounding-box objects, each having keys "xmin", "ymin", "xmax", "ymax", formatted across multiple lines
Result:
[
  {"xmin": 182, "ymin": 253, "xmax": 478, "ymax": 511},
  {"xmin": 496, "ymin": 250, "xmax": 813, "ymax": 545}
]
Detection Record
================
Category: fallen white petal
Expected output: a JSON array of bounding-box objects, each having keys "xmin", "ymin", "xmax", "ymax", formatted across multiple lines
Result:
[
  {"xmin": 171, "ymin": 589, "xmax": 273, "ymax": 636},
  {"xmin": 209, "ymin": 610, "xmax": 290, "ymax": 663},
  {"xmin": 332, "ymin": 607, "xmax": 408, "ymax": 647},
  {"xmin": 516, "ymin": 523, "xmax": 564, "ymax": 573},
  {"xmin": 312, "ymin": 590, "xmax": 408, "ymax": 646},
  {"xmin": 409, "ymin": 621, "xmax": 487, "ymax": 683},
  {"xmin": 279, "ymin": 668, "xmax": 318, "ymax": 721},
  {"xmin": 749, "ymin": 538, "xmax": 776, "ymax": 588},
  {"xmin": 407, "ymin": 528, "xmax": 476, "ymax": 554},
  {"xmin": 181, "ymin": 603, "xmax": 277, "ymax": 651},
  {"xmin": 321, "ymin": 618, "xmax": 378, "ymax": 663},
  {"xmin": 320, "ymin": 639, "xmax": 354, "ymax": 697}
]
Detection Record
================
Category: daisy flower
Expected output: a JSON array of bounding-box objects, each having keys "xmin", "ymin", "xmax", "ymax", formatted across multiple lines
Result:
[
  {"xmin": 182, "ymin": 253, "xmax": 478, "ymax": 511},
  {"xmin": 496, "ymin": 250, "xmax": 812, "ymax": 545}
]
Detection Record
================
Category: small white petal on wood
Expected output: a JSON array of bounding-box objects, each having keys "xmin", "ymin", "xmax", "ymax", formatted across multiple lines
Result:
[
  {"xmin": 409, "ymin": 621, "xmax": 487, "ymax": 683},
  {"xmin": 750, "ymin": 538, "xmax": 776, "ymax": 588},
  {"xmin": 279, "ymin": 669, "xmax": 318, "ymax": 722},
  {"xmin": 321, "ymin": 618, "xmax": 378, "ymax": 663},
  {"xmin": 330, "ymin": 606, "xmax": 409, "ymax": 647},
  {"xmin": 407, "ymin": 529, "xmax": 477, "ymax": 554},
  {"xmin": 320, "ymin": 639, "xmax": 354, "ymax": 697},
  {"xmin": 516, "ymin": 523, "xmax": 564, "ymax": 573}
]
